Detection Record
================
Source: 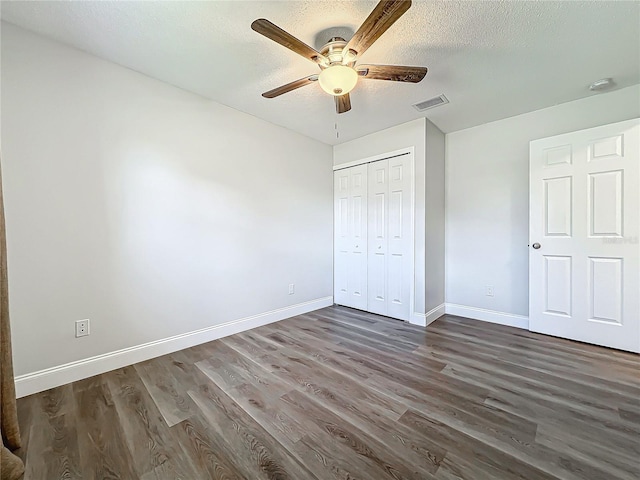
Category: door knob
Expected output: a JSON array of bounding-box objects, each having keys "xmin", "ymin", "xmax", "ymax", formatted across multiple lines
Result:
[
  {"xmin": 355, "ymin": 245, "xmax": 359, "ymax": 248},
  {"xmin": 378, "ymin": 245, "xmax": 382, "ymax": 249},
  {"xmin": 532, "ymin": 243, "xmax": 541, "ymax": 249}
]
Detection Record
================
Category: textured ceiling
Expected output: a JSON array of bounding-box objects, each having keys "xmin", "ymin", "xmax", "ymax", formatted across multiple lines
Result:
[{"xmin": 2, "ymin": 1, "xmax": 639, "ymax": 145}]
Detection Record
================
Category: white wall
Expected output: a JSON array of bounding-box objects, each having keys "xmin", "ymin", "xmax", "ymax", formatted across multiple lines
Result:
[
  {"xmin": 333, "ymin": 119, "xmax": 428, "ymax": 320},
  {"xmin": 446, "ymin": 85, "xmax": 640, "ymax": 324},
  {"xmin": 1, "ymin": 23, "xmax": 333, "ymax": 383}
]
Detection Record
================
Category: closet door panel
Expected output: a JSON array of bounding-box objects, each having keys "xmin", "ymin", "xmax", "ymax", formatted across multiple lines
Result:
[
  {"xmin": 388, "ymin": 253, "xmax": 404, "ymax": 305},
  {"xmin": 349, "ymin": 165, "xmax": 368, "ymax": 310},
  {"xmin": 334, "ymin": 170, "xmax": 350, "ymax": 306},
  {"xmin": 368, "ymin": 160, "xmax": 388, "ymax": 315},
  {"xmin": 334, "ymin": 165, "xmax": 368, "ymax": 310},
  {"xmin": 387, "ymin": 156, "xmax": 412, "ymax": 321}
]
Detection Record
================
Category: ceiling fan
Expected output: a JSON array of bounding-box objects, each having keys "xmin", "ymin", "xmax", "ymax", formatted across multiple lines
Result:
[{"xmin": 251, "ymin": 0, "xmax": 427, "ymax": 114}]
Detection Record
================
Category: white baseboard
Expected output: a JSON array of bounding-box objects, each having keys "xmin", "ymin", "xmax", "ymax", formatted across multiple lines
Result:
[
  {"xmin": 426, "ymin": 303, "xmax": 446, "ymax": 326},
  {"xmin": 444, "ymin": 303, "xmax": 529, "ymax": 330},
  {"xmin": 409, "ymin": 303, "xmax": 446, "ymax": 327},
  {"xmin": 15, "ymin": 296, "xmax": 333, "ymax": 398}
]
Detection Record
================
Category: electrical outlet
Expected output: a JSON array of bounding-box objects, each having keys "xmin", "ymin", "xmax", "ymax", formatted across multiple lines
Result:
[
  {"xmin": 288, "ymin": 283, "xmax": 295, "ymax": 295},
  {"xmin": 75, "ymin": 319, "xmax": 90, "ymax": 338},
  {"xmin": 485, "ymin": 285, "xmax": 494, "ymax": 297}
]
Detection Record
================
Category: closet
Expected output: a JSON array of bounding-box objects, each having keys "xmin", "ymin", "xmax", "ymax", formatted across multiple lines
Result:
[{"xmin": 334, "ymin": 153, "xmax": 413, "ymax": 321}]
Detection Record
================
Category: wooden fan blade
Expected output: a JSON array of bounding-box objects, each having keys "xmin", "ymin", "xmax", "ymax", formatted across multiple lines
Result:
[
  {"xmin": 335, "ymin": 93, "xmax": 351, "ymax": 114},
  {"xmin": 262, "ymin": 75, "xmax": 318, "ymax": 98},
  {"xmin": 252, "ymin": 19, "xmax": 328, "ymax": 65},
  {"xmin": 345, "ymin": 1, "xmax": 412, "ymax": 57},
  {"xmin": 357, "ymin": 64, "xmax": 427, "ymax": 83}
]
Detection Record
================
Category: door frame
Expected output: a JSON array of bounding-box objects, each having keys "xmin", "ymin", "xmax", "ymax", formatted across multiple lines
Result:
[{"xmin": 333, "ymin": 147, "xmax": 417, "ymax": 324}]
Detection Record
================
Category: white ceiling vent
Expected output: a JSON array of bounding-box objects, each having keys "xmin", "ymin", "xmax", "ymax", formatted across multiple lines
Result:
[{"xmin": 413, "ymin": 94, "xmax": 449, "ymax": 112}]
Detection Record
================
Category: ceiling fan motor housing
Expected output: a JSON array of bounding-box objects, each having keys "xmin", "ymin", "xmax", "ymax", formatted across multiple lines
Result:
[{"xmin": 321, "ymin": 37, "xmax": 348, "ymax": 64}]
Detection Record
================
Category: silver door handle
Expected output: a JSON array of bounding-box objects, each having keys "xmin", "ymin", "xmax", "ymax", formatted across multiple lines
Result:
[{"xmin": 532, "ymin": 243, "xmax": 541, "ymax": 249}]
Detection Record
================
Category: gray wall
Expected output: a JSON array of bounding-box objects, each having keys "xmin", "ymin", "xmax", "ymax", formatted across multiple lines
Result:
[
  {"xmin": 425, "ymin": 120, "xmax": 445, "ymax": 312},
  {"xmin": 445, "ymin": 85, "xmax": 640, "ymax": 321},
  {"xmin": 1, "ymin": 23, "xmax": 334, "ymax": 376}
]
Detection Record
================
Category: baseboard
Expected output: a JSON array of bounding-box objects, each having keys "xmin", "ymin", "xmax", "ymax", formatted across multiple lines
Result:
[
  {"xmin": 426, "ymin": 303, "xmax": 446, "ymax": 326},
  {"xmin": 444, "ymin": 303, "xmax": 529, "ymax": 329},
  {"xmin": 15, "ymin": 296, "xmax": 333, "ymax": 398},
  {"xmin": 409, "ymin": 303, "xmax": 445, "ymax": 327}
]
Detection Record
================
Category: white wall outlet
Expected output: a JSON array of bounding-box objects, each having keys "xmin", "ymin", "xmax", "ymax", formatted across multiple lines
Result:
[
  {"xmin": 485, "ymin": 285, "xmax": 495, "ymax": 297},
  {"xmin": 288, "ymin": 283, "xmax": 295, "ymax": 295},
  {"xmin": 75, "ymin": 319, "xmax": 90, "ymax": 337}
]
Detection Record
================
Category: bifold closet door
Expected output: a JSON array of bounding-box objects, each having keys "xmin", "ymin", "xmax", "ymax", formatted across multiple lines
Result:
[
  {"xmin": 367, "ymin": 157, "xmax": 412, "ymax": 320},
  {"xmin": 334, "ymin": 164, "xmax": 368, "ymax": 310}
]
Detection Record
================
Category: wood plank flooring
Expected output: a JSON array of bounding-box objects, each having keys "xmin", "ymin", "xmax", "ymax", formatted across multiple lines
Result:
[{"xmin": 15, "ymin": 306, "xmax": 640, "ymax": 479}]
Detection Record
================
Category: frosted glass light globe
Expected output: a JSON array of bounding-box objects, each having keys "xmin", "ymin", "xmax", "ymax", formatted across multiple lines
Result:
[{"xmin": 318, "ymin": 65, "xmax": 358, "ymax": 96}]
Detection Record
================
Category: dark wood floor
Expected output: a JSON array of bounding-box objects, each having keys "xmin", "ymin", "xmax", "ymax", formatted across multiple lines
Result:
[{"xmin": 15, "ymin": 306, "xmax": 640, "ymax": 479}]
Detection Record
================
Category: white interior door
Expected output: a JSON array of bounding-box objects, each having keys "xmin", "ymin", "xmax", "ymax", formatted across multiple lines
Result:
[
  {"xmin": 334, "ymin": 164, "xmax": 368, "ymax": 310},
  {"xmin": 529, "ymin": 118, "xmax": 640, "ymax": 353}
]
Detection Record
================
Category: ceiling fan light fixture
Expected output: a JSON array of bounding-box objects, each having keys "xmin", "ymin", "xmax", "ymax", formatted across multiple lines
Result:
[
  {"xmin": 318, "ymin": 65, "xmax": 358, "ymax": 96},
  {"xmin": 253, "ymin": 0, "xmax": 427, "ymax": 114}
]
